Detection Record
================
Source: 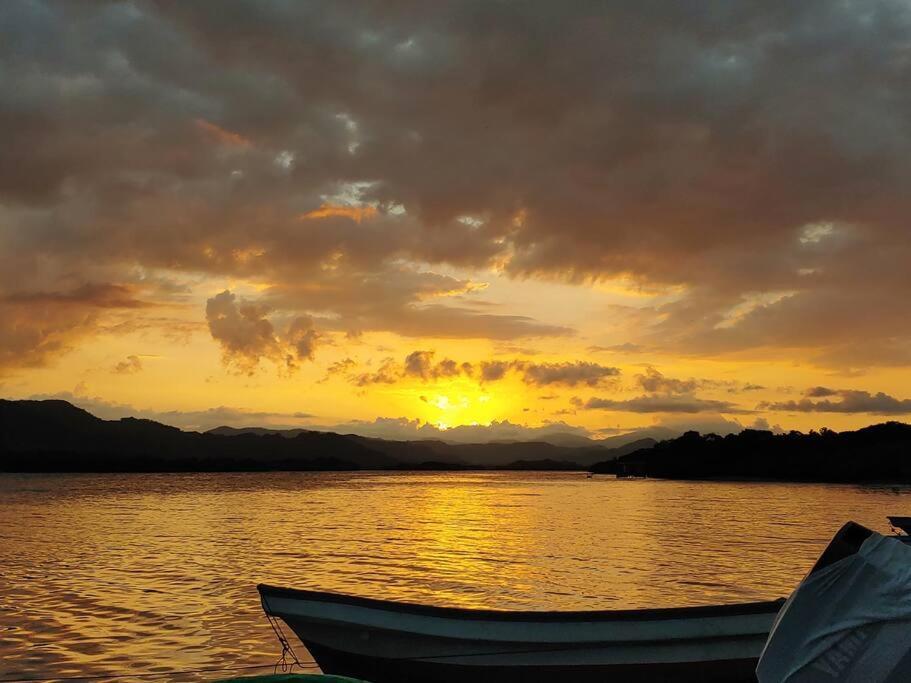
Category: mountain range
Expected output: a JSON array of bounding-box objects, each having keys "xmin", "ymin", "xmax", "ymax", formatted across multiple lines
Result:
[{"xmin": 0, "ymin": 399, "xmax": 652, "ymax": 472}]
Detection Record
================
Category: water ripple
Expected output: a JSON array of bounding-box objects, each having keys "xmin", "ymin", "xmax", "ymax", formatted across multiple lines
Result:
[{"xmin": 0, "ymin": 472, "xmax": 905, "ymax": 681}]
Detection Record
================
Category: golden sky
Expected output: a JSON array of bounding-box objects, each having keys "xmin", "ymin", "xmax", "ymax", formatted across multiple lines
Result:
[{"xmin": 3, "ymin": 2, "xmax": 911, "ymax": 440}]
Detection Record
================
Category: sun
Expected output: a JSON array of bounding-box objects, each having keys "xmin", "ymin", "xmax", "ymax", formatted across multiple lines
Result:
[{"xmin": 413, "ymin": 378, "xmax": 518, "ymax": 429}]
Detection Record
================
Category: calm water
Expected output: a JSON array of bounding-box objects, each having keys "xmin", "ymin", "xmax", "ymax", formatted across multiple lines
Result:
[{"xmin": 1, "ymin": 471, "xmax": 908, "ymax": 681}]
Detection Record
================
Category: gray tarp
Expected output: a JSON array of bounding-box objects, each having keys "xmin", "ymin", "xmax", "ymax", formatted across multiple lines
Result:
[{"xmin": 757, "ymin": 532, "xmax": 911, "ymax": 682}]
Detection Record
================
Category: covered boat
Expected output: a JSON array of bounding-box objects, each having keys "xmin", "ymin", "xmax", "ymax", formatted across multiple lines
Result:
[
  {"xmin": 758, "ymin": 521, "xmax": 911, "ymax": 682},
  {"xmin": 258, "ymin": 584, "xmax": 785, "ymax": 683}
]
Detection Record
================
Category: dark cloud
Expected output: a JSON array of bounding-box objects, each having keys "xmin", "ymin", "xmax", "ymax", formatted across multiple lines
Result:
[
  {"xmin": 520, "ymin": 361, "xmax": 620, "ymax": 387},
  {"xmin": 3, "ymin": 283, "xmax": 156, "ymax": 309},
  {"xmin": 583, "ymin": 395, "xmax": 750, "ymax": 414},
  {"xmin": 205, "ymin": 289, "xmax": 325, "ymax": 374},
  {"xmin": 338, "ymin": 352, "xmax": 620, "ymax": 388},
  {"xmin": 636, "ymin": 367, "xmax": 700, "ymax": 394},
  {"xmin": 479, "ymin": 360, "xmax": 511, "ymax": 382},
  {"xmin": 760, "ymin": 390, "xmax": 911, "ymax": 414},
  {"xmin": 2, "ymin": 1, "xmax": 911, "ymax": 369},
  {"xmin": 0, "ymin": 283, "xmax": 162, "ymax": 372},
  {"xmin": 112, "ymin": 355, "xmax": 143, "ymax": 375},
  {"xmin": 352, "ymin": 351, "xmax": 472, "ymax": 385},
  {"xmin": 287, "ymin": 316, "xmax": 320, "ymax": 361},
  {"xmin": 205, "ymin": 290, "xmax": 290, "ymax": 374},
  {"xmin": 353, "ymin": 358, "xmax": 400, "ymax": 386},
  {"xmin": 805, "ymin": 386, "xmax": 838, "ymax": 398},
  {"xmin": 319, "ymin": 357, "xmax": 356, "ymax": 383},
  {"xmin": 402, "ymin": 350, "xmax": 472, "ymax": 380}
]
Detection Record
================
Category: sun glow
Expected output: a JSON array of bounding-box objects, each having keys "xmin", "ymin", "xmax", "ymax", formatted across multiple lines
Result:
[{"xmin": 411, "ymin": 377, "xmax": 518, "ymax": 430}]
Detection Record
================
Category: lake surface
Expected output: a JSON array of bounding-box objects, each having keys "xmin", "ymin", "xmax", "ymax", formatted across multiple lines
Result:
[{"xmin": 1, "ymin": 471, "xmax": 909, "ymax": 681}]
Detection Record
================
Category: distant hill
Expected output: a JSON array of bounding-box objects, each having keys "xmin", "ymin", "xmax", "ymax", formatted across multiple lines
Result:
[
  {"xmin": 597, "ymin": 427, "xmax": 677, "ymax": 448},
  {"xmin": 578, "ymin": 438, "xmax": 657, "ymax": 466},
  {"xmin": 207, "ymin": 425, "xmax": 608, "ymax": 449},
  {"xmin": 0, "ymin": 399, "xmax": 651, "ymax": 472},
  {"xmin": 7, "ymin": 399, "xmax": 911, "ymax": 481},
  {"xmin": 590, "ymin": 423, "xmax": 911, "ymax": 482},
  {"xmin": 206, "ymin": 425, "xmax": 310, "ymax": 438},
  {"xmin": 205, "ymin": 426, "xmax": 656, "ymax": 466},
  {"xmin": 0, "ymin": 400, "xmax": 393, "ymax": 471}
]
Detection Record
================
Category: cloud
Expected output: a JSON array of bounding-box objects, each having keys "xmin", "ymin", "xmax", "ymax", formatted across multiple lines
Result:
[
  {"xmin": 655, "ymin": 414, "xmax": 749, "ymax": 436},
  {"xmin": 112, "ymin": 355, "xmax": 143, "ymax": 375},
  {"xmin": 319, "ymin": 357, "xmax": 356, "ymax": 382},
  {"xmin": 402, "ymin": 350, "xmax": 473, "ymax": 380},
  {"xmin": 2, "ymin": 0, "xmax": 911, "ymax": 371},
  {"xmin": 353, "ymin": 358, "xmax": 400, "ymax": 386},
  {"xmin": 759, "ymin": 390, "xmax": 911, "ymax": 414},
  {"xmin": 479, "ymin": 360, "xmax": 511, "ymax": 382},
  {"xmin": 0, "ymin": 283, "xmax": 161, "ymax": 372},
  {"xmin": 205, "ymin": 290, "xmax": 325, "ymax": 374},
  {"xmin": 747, "ymin": 417, "xmax": 784, "ymax": 433},
  {"xmin": 636, "ymin": 367, "xmax": 700, "ymax": 394},
  {"xmin": 589, "ymin": 343, "xmax": 645, "ymax": 354},
  {"xmin": 805, "ymin": 386, "xmax": 838, "ymax": 398},
  {"xmin": 583, "ymin": 395, "xmax": 750, "ymax": 414},
  {"xmin": 345, "ymin": 353, "xmax": 620, "ymax": 388},
  {"xmin": 520, "ymin": 361, "xmax": 620, "ymax": 387},
  {"xmin": 27, "ymin": 392, "xmax": 315, "ymax": 432},
  {"xmin": 287, "ymin": 316, "xmax": 321, "ymax": 361},
  {"xmin": 320, "ymin": 416, "xmax": 594, "ymax": 444},
  {"xmin": 205, "ymin": 290, "xmax": 291, "ymax": 374},
  {"xmin": 3, "ymin": 283, "xmax": 156, "ymax": 309}
]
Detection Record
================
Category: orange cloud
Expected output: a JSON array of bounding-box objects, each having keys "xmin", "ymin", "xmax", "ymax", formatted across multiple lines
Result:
[
  {"xmin": 299, "ymin": 203, "xmax": 378, "ymax": 223},
  {"xmin": 194, "ymin": 118, "xmax": 251, "ymax": 147}
]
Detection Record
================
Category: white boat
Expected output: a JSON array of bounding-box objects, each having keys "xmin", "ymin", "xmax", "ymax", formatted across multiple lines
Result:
[{"xmin": 258, "ymin": 584, "xmax": 785, "ymax": 682}]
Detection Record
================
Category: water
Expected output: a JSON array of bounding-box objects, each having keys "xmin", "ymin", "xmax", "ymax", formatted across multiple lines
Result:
[{"xmin": 1, "ymin": 471, "xmax": 908, "ymax": 681}]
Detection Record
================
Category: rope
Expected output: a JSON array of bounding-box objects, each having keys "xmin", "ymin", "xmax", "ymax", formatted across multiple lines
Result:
[
  {"xmin": 0, "ymin": 660, "xmax": 320, "ymax": 683},
  {"xmin": 260, "ymin": 593, "xmax": 308, "ymax": 675}
]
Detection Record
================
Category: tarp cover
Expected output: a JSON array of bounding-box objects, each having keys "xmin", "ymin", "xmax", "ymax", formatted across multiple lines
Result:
[{"xmin": 757, "ymin": 532, "xmax": 911, "ymax": 682}]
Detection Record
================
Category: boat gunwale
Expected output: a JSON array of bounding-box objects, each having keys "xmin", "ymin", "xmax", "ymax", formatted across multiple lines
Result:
[{"xmin": 258, "ymin": 584, "xmax": 785, "ymax": 623}]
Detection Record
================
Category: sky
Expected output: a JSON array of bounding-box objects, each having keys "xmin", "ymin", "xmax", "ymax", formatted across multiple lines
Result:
[{"xmin": 2, "ymin": 1, "xmax": 911, "ymax": 439}]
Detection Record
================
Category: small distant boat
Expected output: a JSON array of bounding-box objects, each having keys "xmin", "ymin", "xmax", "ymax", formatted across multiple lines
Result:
[{"xmin": 258, "ymin": 584, "xmax": 785, "ymax": 682}]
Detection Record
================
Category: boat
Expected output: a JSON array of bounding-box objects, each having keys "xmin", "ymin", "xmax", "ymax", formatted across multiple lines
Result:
[
  {"xmin": 758, "ymin": 521, "xmax": 911, "ymax": 682},
  {"xmin": 258, "ymin": 584, "xmax": 785, "ymax": 682},
  {"xmin": 888, "ymin": 515, "xmax": 911, "ymax": 535}
]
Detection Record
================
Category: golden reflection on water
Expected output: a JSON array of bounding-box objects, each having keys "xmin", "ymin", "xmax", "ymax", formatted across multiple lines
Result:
[{"xmin": 1, "ymin": 472, "xmax": 909, "ymax": 681}]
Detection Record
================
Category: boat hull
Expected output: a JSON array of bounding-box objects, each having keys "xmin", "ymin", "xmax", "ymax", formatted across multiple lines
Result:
[
  {"xmin": 259, "ymin": 585, "xmax": 783, "ymax": 683},
  {"xmin": 304, "ymin": 640, "xmax": 759, "ymax": 683}
]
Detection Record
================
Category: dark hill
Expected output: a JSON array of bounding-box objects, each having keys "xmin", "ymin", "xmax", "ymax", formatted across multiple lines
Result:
[
  {"xmin": 0, "ymin": 399, "xmax": 393, "ymax": 471},
  {"xmin": 590, "ymin": 423, "xmax": 911, "ymax": 482},
  {"xmin": 207, "ymin": 427, "xmax": 649, "ymax": 467},
  {"xmin": 0, "ymin": 399, "xmax": 647, "ymax": 472}
]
